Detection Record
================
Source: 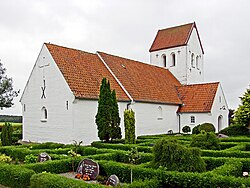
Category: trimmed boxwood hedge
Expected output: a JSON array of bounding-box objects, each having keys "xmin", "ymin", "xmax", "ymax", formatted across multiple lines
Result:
[
  {"xmin": 211, "ymin": 160, "xmax": 243, "ymax": 177},
  {"xmin": 201, "ymin": 150, "xmax": 250, "ymax": 158},
  {"xmin": 30, "ymin": 173, "xmax": 105, "ymax": 188},
  {"xmin": 0, "ymin": 164, "xmax": 35, "ymax": 188}
]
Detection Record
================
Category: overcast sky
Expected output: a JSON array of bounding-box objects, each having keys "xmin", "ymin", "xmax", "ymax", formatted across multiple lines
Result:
[{"xmin": 0, "ymin": 0, "xmax": 249, "ymax": 115}]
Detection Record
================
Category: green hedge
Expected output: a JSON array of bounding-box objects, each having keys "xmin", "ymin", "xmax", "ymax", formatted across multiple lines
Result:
[
  {"xmin": 219, "ymin": 124, "xmax": 249, "ymax": 136},
  {"xmin": 0, "ymin": 164, "xmax": 35, "ymax": 188},
  {"xmin": 24, "ymin": 157, "xmax": 81, "ymax": 174},
  {"xmin": 223, "ymin": 143, "xmax": 246, "ymax": 151},
  {"xmin": 30, "ymin": 173, "xmax": 105, "ymax": 188},
  {"xmin": 98, "ymin": 160, "xmax": 250, "ymax": 187},
  {"xmin": 126, "ymin": 178, "xmax": 160, "ymax": 188},
  {"xmin": 91, "ymin": 141, "xmax": 152, "ymax": 153},
  {"xmin": 211, "ymin": 160, "xmax": 243, "ymax": 177},
  {"xmin": 201, "ymin": 150, "xmax": 250, "ymax": 158}
]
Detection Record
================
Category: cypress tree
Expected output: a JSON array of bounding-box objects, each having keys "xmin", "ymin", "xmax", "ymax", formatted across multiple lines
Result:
[
  {"xmin": 110, "ymin": 90, "xmax": 122, "ymax": 140},
  {"xmin": 124, "ymin": 109, "xmax": 136, "ymax": 144},
  {"xmin": 1, "ymin": 122, "xmax": 13, "ymax": 146}
]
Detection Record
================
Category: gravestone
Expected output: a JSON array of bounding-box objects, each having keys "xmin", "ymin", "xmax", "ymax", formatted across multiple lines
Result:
[
  {"xmin": 217, "ymin": 134, "xmax": 229, "ymax": 138},
  {"xmin": 76, "ymin": 158, "xmax": 99, "ymax": 180},
  {"xmin": 106, "ymin": 174, "xmax": 119, "ymax": 187},
  {"xmin": 37, "ymin": 152, "xmax": 51, "ymax": 162}
]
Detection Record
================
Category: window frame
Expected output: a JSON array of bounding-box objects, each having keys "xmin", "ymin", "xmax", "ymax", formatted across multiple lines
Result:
[
  {"xmin": 190, "ymin": 116, "xmax": 195, "ymax": 124},
  {"xmin": 191, "ymin": 53, "xmax": 195, "ymax": 68},
  {"xmin": 170, "ymin": 53, "xmax": 176, "ymax": 67},
  {"xmin": 41, "ymin": 106, "xmax": 48, "ymax": 122}
]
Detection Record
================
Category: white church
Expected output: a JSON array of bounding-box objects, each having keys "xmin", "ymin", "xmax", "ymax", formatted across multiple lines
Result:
[{"xmin": 20, "ymin": 22, "xmax": 229, "ymax": 145}]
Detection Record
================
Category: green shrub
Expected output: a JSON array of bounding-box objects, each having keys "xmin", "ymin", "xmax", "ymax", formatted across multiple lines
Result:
[
  {"xmin": 152, "ymin": 139, "xmax": 206, "ymax": 172},
  {"xmin": 0, "ymin": 164, "xmax": 35, "ymax": 188},
  {"xmin": 30, "ymin": 172, "xmax": 105, "ymax": 188},
  {"xmin": 182, "ymin": 125, "xmax": 191, "ymax": 133},
  {"xmin": 0, "ymin": 154, "xmax": 12, "ymax": 163},
  {"xmin": 190, "ymin": 131, "xmax": 220, "ymax": 150},
  {"xmin": 1, "ymin": 122, "xmax": 13, "ymax": 146},
  {"xmin": 192, "ymin": 123, "xmax": 215, "ymax": 134},
  {"xmin": 219, "ymin": 124, "xmax": 249, "ymax": 136},
  {"xmin": 211, "ymin": 160, "xmax": 243, "ymax": 177},
  {"xmin": 124, "ymin": 109, "xmax": 136, "ymax": 144},
  {"xmin": 24, "ymin": 154, "xmax": 37, "ymax": 164},
  {"xmin": 127, "ymin": 178, "xmax": 160, "ymax": 188}
]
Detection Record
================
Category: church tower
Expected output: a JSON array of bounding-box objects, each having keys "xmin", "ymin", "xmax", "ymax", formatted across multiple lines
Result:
[{"xmin": 149, "ymin": 22, "xmax": 204, "ymax": 85}]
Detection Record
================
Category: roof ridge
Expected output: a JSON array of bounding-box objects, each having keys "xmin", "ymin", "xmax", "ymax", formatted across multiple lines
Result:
[
  {"xmin": 178, "ymin": 82, "xmax": 220, "ymax": 87},
  {"xmin": 97, "ymin": 51, "xmax": 179, "ymax": 72},
  {"xmin": 45, "ymin": 43, "xmax": 96, "ymax": 56},
  {"xmin": 159, "ymin": 22, "xmax": 194, "ymax": 31}
]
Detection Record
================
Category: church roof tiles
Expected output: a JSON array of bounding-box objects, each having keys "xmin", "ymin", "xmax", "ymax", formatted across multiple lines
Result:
[{"xmin": 45, "ymin": 43, "xmax": 217, "ymax": 113}]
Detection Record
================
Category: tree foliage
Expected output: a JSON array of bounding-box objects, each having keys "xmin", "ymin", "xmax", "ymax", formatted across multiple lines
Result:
[
  {"xmin": 234, "ymin": 88, "xmax": 250, "ymax": 127},
  {"xmin": 124, "ymin": 109, "xmax": 135, "ymax": 144},
  {"xmin": 1, "ymin": 122, "xmax": 13, "ymax": 146},
  {"xmin": 190, "ymin": 131, "xmax": 220, "ymax": 150},
  {"xmin": 182, "ymin": 125, "xmax": 191, "ymax": 134},
  {"xmin": 192, "ymin": 123, "xmax": 215, "ymax": 134},
  {"xmin": 0, "ymin": 60, "xmax": 18, "ymax": 108},
  {"xmin": 95, "ymin": 78, "xmax": 121, "ymax": 142},
  {"xmin": 152, "ymin": 139, "xmax": 206, "ymax": 172}
]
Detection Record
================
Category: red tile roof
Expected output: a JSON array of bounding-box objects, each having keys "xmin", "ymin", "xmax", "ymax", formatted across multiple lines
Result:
[
  {"xmin": 98, "ymin": 52, "xmax": 182, "ymax": 104},
  {"xmin": 45, "ymin": 43, "xmax": 130, "ymax": 101},
  {"xmin": 149, "ymin": 22, "xmax": 204, "ymax": 54},
  {"xmin": 177, "ymin": 82, "xmax": 219, "ymax": 113}
]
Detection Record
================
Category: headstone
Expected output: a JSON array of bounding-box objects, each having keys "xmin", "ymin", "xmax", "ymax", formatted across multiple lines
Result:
[
  {"xmin": 106, "ymin": 174, "xmax": 119, "ymax": 187},
  {"xmin": 217, "ymin": 134, "xmax": 229, "ymax": 138},
  {"xmin": 38, "ymin": 152, "xmax": 51, "ymax": 162},
  {"xmin": 76, "ymin": 158, "xmax": 99, "ymax": 180}
]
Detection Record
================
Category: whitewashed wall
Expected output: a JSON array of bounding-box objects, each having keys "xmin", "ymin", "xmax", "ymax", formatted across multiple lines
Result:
[
  {"xmin": 131, "ymin": 102, "xmax": 179, "ymax": 136},
  {"xmin": 179, "ymin": 84, "xmax": 229, "ymax": 132},
  {"xmin": 20, "ymin": 45, "xmax": 75, "ymax": 144},
  {"xmin": 149, "ymin": 28, "xmax": 204, "ymax": 85}
]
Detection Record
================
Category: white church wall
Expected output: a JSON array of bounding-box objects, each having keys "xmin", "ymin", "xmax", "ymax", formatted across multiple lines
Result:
[
  {"xmin": 186, "ymin": 28, "xmax": 204, "ymax": 84},
  {"xmin": 150, "ymin": 46, "xmax": 188, "ymax": 84},
  {"xmin": 21, "ymin": 45, "xmax": 75, "ymax": 144},
  {"xmin": 179, "ymin": 84, "xmax": 229, "ymax": 133},
  {"xmin": 132, "ymin": 102, "xmax": 179, "ymax": 136}
]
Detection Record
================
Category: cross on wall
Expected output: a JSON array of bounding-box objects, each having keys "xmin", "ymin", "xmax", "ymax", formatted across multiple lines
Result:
[{"xmin": 41, "ymin": 80, "xmax": 46, "ymax": 99}]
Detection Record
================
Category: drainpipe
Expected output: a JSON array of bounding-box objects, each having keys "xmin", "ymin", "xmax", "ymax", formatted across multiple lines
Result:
[{"xmin": 178, "ymin": 113, "xmax": 181, "ymax": 133}]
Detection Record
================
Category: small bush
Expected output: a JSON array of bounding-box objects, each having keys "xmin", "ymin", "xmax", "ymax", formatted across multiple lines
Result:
[
  {"xmin": 190, "ymin": 131, "xmax": 220, "ymax": 150},
  {"xmin": 219, "ymin": 124, "xmax": 249, "ymax": 136},
  {"xmin": 0, "ymin": 154, "xmax": 12, "ymax": 163},
  {"xmin": 192, "ymin": 123, "xmax": 215, "ymax": 134},
  {"xmin": 0, "ymin": 164, "xmax": 35, "ymax": 188},
  {"xmin": 24, "ymin": 154, "xmax": 37, "ymax": 164},
  {"xmin": 152, "ymin": 139, "xmax": 206, "ymax": 172},
  {"xmin": 182, "ymin": 125, "xmax": 191, "ymax": 133},
  {"xmin": 30, "ymin": 172, "xmax": 105, "ymax": 188}
]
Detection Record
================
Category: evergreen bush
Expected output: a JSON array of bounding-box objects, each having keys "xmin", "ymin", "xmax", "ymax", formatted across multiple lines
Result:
[
  {"xmin": 182, "ymin": 125, "xmax": 191, "ymax": 133},
  {"xmin": 192, "ymin": 123, "xmax": 215, "ymax": 134},
  {"xmin": 124, "ymin": 109, "xmax": 136, "ymax": 144},
  {"xmin": 190, "ymin": 131, "xmax": 220, "ymax": 150},
  {"xmin": 219, "ymin": 124, "xmax": 249, "ymax": 136},
  {"xmin": 1, "ymin": 122, "xmax": 13, "ymax": 146},
  {"xmin": 152, "ymin": 139, "xmax": 206, "ymax": 172}
]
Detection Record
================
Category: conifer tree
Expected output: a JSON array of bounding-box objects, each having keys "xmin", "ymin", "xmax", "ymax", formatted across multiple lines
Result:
[
  {"xmin": 1, "ymin": 122, "xmax": 13, "ymax": 146},
  {"xmin": 110, "ymin": 90, "xmax": 122, "ymax": 140},
  {"xmin": 95, "ymin": 78, "xmax": 121, "ymax": 142},
  {"xmin": 234, "ymin": 88, "xmax": 250, "ymax": 127}
]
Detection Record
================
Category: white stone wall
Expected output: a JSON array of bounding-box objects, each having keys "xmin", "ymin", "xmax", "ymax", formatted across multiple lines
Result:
[
  {"xmin": 149, "ymin": 28, "xmax": 204, "ymax": 85},
  {"xmin": 179, "ymin": 84, "xmax": 229, "ymax": 132},
  {"xmin": 20, "ymin": 45, "xmax": 75, "ymax": 144},
  {"xmin": 131, "ymin": 102, "xmax": 179, "ymax": 135}
]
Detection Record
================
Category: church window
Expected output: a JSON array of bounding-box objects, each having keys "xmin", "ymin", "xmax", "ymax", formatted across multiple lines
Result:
[
  {"xmin": 196, "ymin": 55, "xmax": 199, "ymax": 69},
  {"xmin": 66, "ymin": 101, "xmax": 69, "ymax": 110},
  {"xmin": 190, "ymin": 116, "xmax": 195, "ymax": 124},
  {"xmin": 162, "ymin": 54, "xmax": 167, "ymax": 67},
  {"xmin": 170, "ymin": 53, "xmax": 176, "ymax": 67},
  {"xmin": 191, "ymin": 53, "xmax": 195, "ymax": 68},
  {"xmin": 157, "ymin": 106, "xmax": 163, "ymax": 120},
  {"xmin": 41, "ymin": 106, "xmax": 48, "ymax": 122}
]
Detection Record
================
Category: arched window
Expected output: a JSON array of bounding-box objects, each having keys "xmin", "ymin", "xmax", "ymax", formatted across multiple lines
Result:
[
  {"xmin": 190, "ymin": 116, "xmax": 195, "ymax": 124},
  {"xmin": 41, "ymin": 107, "xmax": 48, "ymax": 121},
  {"xmin": 157, "ymin": 106, "xmax": 163, "ymax": 120},
  {"xmin": 218, "ymin": 115, "xmax": 223, "ymax": 132},
  {"xmin": 170, "ymin": 53, "xmax": 176, "ymax": 67},
  {"xmin": 191, "ymin": 53, "xmax": 195, "ymax": 67},
  {"xmin": 162, "ymin": 54, "xmax": 167, "ymax": 67},
  {"xmin": 196, "ymin": 55, "xmax": 199, "ymax": 69}
]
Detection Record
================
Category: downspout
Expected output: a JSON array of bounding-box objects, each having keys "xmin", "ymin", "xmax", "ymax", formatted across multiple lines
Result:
[{"xmin": 178, "ymin": 113, "xmax": 181, "ymax": 133}]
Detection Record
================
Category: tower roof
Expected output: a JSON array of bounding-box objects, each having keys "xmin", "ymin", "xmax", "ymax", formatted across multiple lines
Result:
[{"xmin": 149, "ymin": 22, "xmax": 204, "ymax": 54}]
